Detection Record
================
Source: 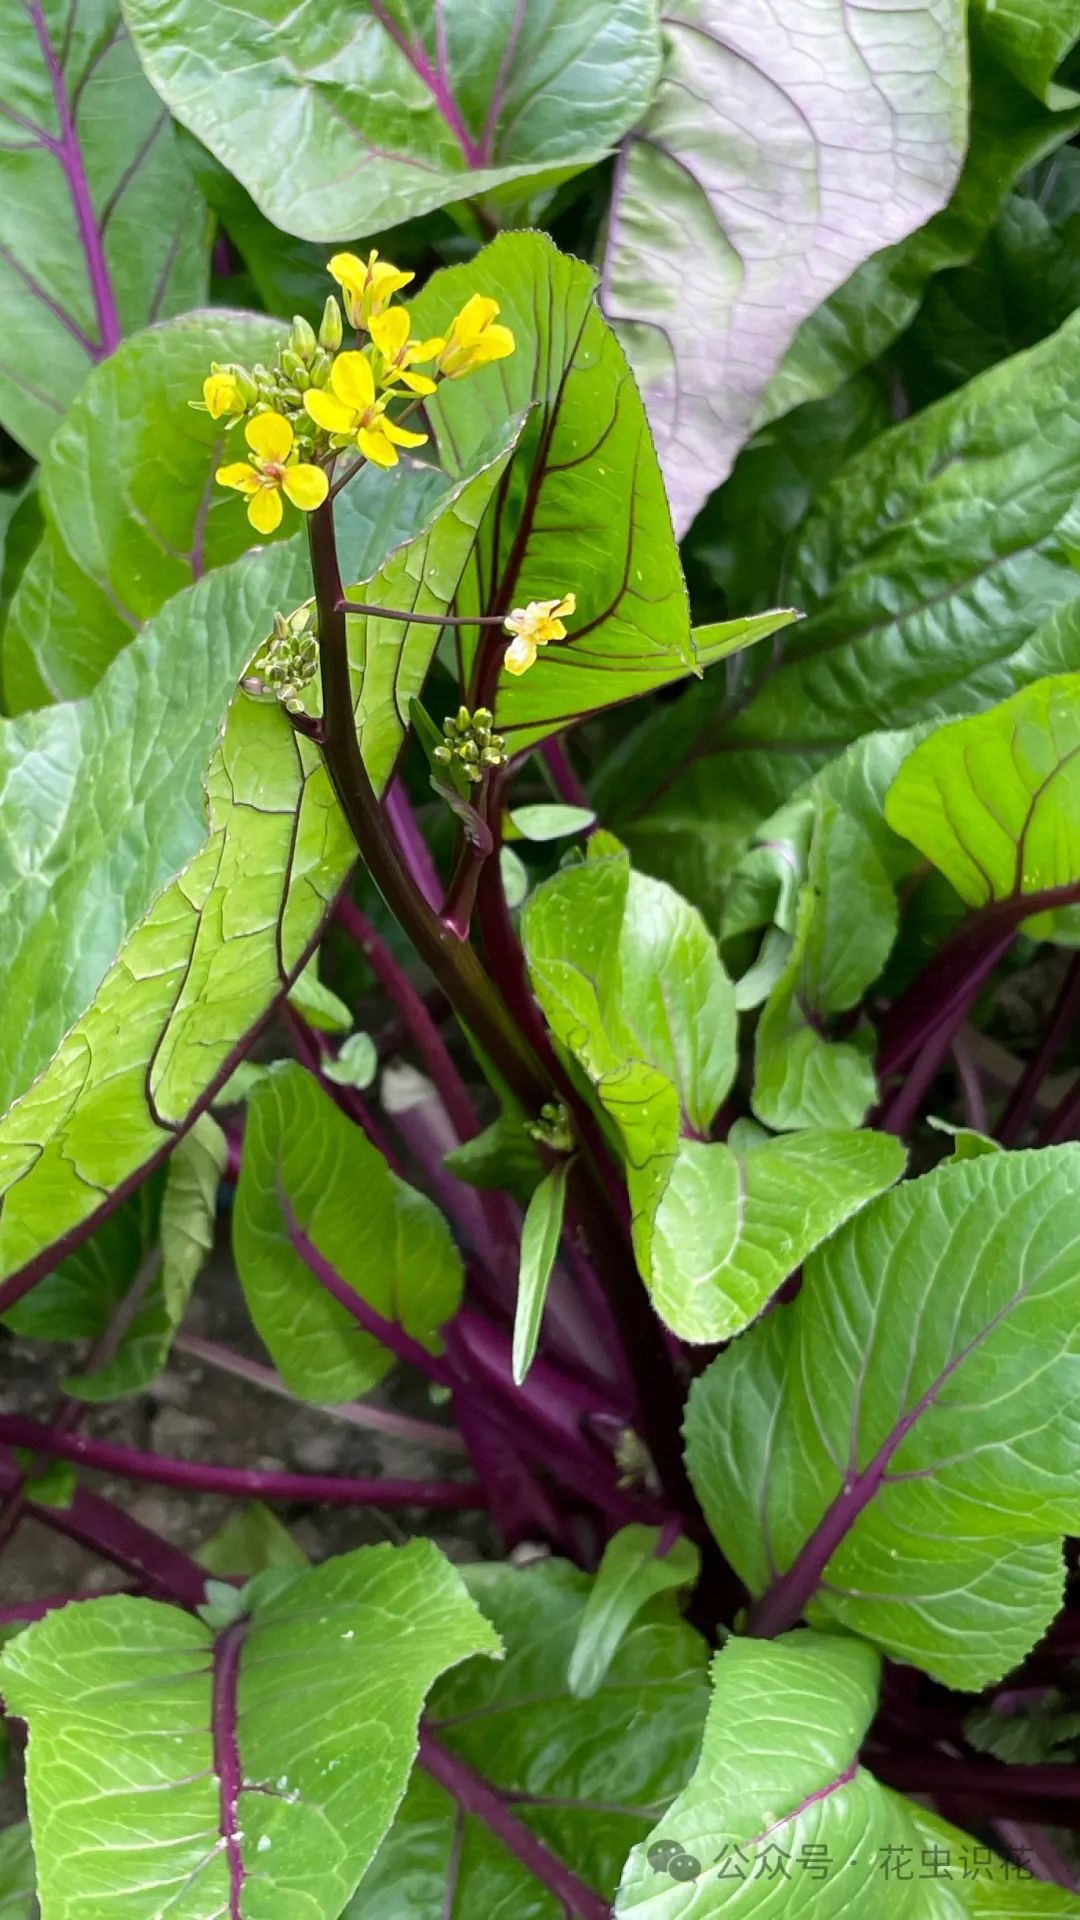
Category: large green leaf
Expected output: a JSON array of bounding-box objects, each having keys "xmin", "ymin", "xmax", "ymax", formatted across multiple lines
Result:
[
  {"xmin": 0, "ymin": 0, "xmax": 209, "ymax": 459},
  {"xmin": 642, "ymin": 1128, "xmax": 905, "ymax": 1344},
  {"xmin": 884, "ymin": 676, "xmax": 1080, "ymax": 919},
  {"xmin": 600, "ymin": 0, "xmax": 967, "ymax": 532},
  {"xmin": 686, "ymin": 1147, "xmax": 1080, "ymax": 1689},
  {"xmin": 616, "ymin": 1631, "xmax": 1062, "ymax": 1917},
  {"xmin": 762, "ymin": 31, "xmax": 1080, "ymax": 426},
  {"xmin": 235, "ymin": 1061, "xmax": 463, "ymax": 1401},
  {"xmin": 752, "ymin": 793, "xmax": 898, "ymax": 1131},
  {"xmin": 0, "ymin": 1541, "xmax": 499, "ymax": 1920},
  {"xmin": 345, "ymin": 234, "xmax": 796, "ymax": 776},
  {"xmin": 122, "ymin": 0, "xmax": 660, "ymax": 241},
  {"xmin": 1, "ymin": 310, "xmax": 285, "ymax": 710},
  {"xmin": 358, "ymin": 1558, "xmax": 710, "ymax": 1918}
]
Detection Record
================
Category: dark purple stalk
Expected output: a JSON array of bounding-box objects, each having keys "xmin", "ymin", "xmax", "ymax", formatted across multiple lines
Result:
[
  {"xmin": 1038, "ymin": 1069, "xmax": 1080, "ymax": 1146},
  {"xmin": 418, "ymin": 1729, "xmax": 610, "ymax": 1919},
  {"xmin": 385, "ymin": 775, "xmax": 443, "ymax": 910},
  {"xmin": 951, "ymin": 1028, "xmax": 988, "ymax": 1133},
  {"xmin": 995, "ymin": 1822, "xmax": 1080, "ymax": 1891},
  {"xmin": 999, "ymin": 953, "xmax": 1080, "ymax": 1143},
  {"xmin": 541, "ymin": 737, "xmax": 591, "ymax": 812},
  {"xmin": 877, "ymin": 918, "xmax": 1016, "ymax": 1090},
  {"xmin": 212, "ymin": 1617, "xmax": 248, "ymax": 1919},
  {"xmin": 173, "ymin": 1332, "xmax": 467, "ymax": 1454},
  {"xmin": 0, "ymin": 1450, "xmax": 208, "ymax": 1608},
  {"xmin": 30, "ymin": 0, "xmax": 120, "ymax": 356},
  {"xmin": 0, "ymin": 1415, "xmax": 482, "ymax": 1511},
  {"xmin": 868, "ymin": 1750, "xmax": 1080, "ymax": 1810}
]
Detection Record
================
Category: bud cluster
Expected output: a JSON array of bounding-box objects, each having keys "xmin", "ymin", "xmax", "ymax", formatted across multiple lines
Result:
[
  {"xmin": 432, "ymin": 706, "xmax": 507, "ymax": 785},
  {"xmin": 526, "ymin": 1100, "xmax": 573, "ymax": 1153},
  {"xmin": 201, "ymin": 301, "xmax": 344, "ymax": 436},
  {"xmin": 243, "ymin": 604, "xmax": 319, "ymax": 715}
]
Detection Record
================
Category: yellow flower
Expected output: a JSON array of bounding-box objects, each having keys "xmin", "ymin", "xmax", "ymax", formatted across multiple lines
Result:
[
  {"xmin": 502, "ymin": 593, "xmax": 576, "ymax": 676},
  {"xmin": 304, "ymin": 352, "xmax": 428, "ymax": 469},
  {"xmin": 328, "ymin": 249, "xmax": 414, "ymax": 328},
  {"xmin": 203, "ymin": 370, "xmax": 245, "ymax": 419},
  {"xmin": 369, "ymin": 306, "xmax": 445, "ymax": 397},
  {"xmin": 437, "ymin": 296, "xmax": 515, "ymax": 379},
  {"xmin": 215, "ymin": 413, "xmax": 329, "ymax": 535}
]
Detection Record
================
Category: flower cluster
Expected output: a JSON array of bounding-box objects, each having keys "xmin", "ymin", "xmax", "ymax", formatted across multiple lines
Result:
[
  {"xmin": 198, "ymin": 251, "xmax": 516, "ymax": 533},
  {"xmin": 433, "ymin": 706, "xmax": 507, "ymax": 784}
]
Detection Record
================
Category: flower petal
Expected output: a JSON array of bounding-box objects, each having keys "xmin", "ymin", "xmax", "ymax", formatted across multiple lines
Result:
[
  {"xmin": 305, "ymin": 389, "xmax": 357, "ymax": 435},
  {"xmin": 504, "ymin": 635, "xmax": 536, "ymax": 676},
  {"xmin": 383, "ymin": 420, "xmax": 428, "ymax": 449},
  {"xmin": 357, "ymin": 425, "xmax": 399, "ymax": 468},
  {"xmin": 454, "ymin": 294, "xmax": 500, "ymax": 340},
  {"xmin": 328, "ymin": 252, "xmax": 365, "ymax": 297},
  {"xmin": 331, "ymin": 350, "xmax": 376, "ymax": 413},
  {"xmin": 246, "ymin": 412, "xmax": 293, "ymax": 463},
  {"xmin": 395, "ymin": 370, "xmax": 437, "ymax": 396},
  {"xmin": 554, "ymin": 592, "xmax": 577, "ymax": 618},
  {"xmin": 473, "ymin": 325, "xmax": 515, "ymax": 366},
  {"xmin": 370, "ymin": 307, "xmax": 410, "ymax": 361},
  {"xmin": 247, "ymin": 486, "xmax": 283, "ymax": 534},
  {"xmin": 216, "ymin": 461, "xmax": 260, "ymax": 495},
  {"xmin": 281, "ymin": 463, "xmax": 329, "ymax": 511}
]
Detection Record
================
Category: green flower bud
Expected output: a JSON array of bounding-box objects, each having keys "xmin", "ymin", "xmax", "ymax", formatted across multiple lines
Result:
[
  {"xmin": 279, "ymin": 348, "xmax": 308, "ymax": 384},
  {"xmin": 309, "ymin": 348, "xmax": 333, "ymax": 388},
  {"xmin": 229, "ymin": 362, "xmax": 260, "ymax": 407},
  {"xmin": 319, "ymin": 295, "xmax": 344, "ymax": 353},
  {"xmin": 289, "ymin": 313, "xmax": 318, "ymax": 361}
]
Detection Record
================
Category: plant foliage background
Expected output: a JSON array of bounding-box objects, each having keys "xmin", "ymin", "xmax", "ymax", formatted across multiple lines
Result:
[{"xmin": 3, "ymin": 0, "xmax": 1080, "ymax": 1915}]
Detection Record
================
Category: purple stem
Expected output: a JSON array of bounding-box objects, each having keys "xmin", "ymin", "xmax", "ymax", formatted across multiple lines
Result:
[
  {"xmin": 29, "ymin": 0, "xmax": 120, "ymax": 356},
  {"xmin": 173, "ymin": 1332, "xmax": 467, "ymax": 1454},
  {"xmin": 385, "ymin": 775, "xmax": 444, "ymax": 910},
  {"xmin": 0, "ymin": 1415, "xmax": 481, "ymax": 1511},
  {"xmin": 868, "ymin": 1750, "xmax": 1080, "ymax": 1808},
  {"xmin": 383, "ymin": 1073, "xmax": 519, "ymax": 1287},
  {"xmin": 541, "ymin": 738, "xmax": 591, "ymax": 812},
  {"xmin": 1038, "ymin": 1069, "xmax": 1080, "ymax": 1146},
  {"xmin": 212, "ymin": 1617, "xmax": 248, "ymax": 1920},
  {"xmin": 368, "ymin": 0, "xmax": 483, "ymax": 164},
  {"xmin": 337, "ymin": 897, "xmax": 481, "ymax": 1143},
  {"xmin": 877, "ymin": 918, "xmax": 1016, "ymax": 1089},
  {"xmin": 285, "ymin": 1003, "xmax": 404, "ymax": 1173},
  {"xmin": 285, "ymin": 1201, "xmax": 457, "ymax": 1387},
  {"xmin": 418, "ymin": 1729, "xmax": 611, "ymax": 1919},
  {"xmin": 951, "ymin": 1027, "xmax": 988, "ymax": 1133},
  {"xmin": 0, "ymin": 1449, "xmax": 208, "ymax": 1608},
  {"xmin": 995, "ymin": 1822, "xmax": 1080, "ymax": 1891},
  {"xmin": 999, "ymin": 953, "xmax": 1080, "ymax": 1143}
]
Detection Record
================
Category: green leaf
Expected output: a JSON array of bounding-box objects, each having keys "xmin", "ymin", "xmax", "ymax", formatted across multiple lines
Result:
[
  {"xmin": 234, "ymin": 1062, "xmax": 463, "ymax": 1402},
  {"xmin": 686, "ymin": 1147, "xmax": 1080, "ymax": 1688},
  {"xmin": 199, "ymin": 1500, "xmax": 309, "ymax": 1578},
  {"xmin": 910, "ymin": 1808, "xmax": 1080, "ymax": 1916},
  {"xmin": 601, "ymin": 0, "xmax": 968, "ymax": 531},
  {"xmin": 1, "ymin": 310, "xmax": 286, "ymax": 711},
  {"xmin": 928, "ymin": 1118, "xmax": 1004, "ymax": 1160},
  {"xmin": 508, "ymin": 803, "xmax": 595, "ymax": 842},
  {"xmin": 3, "ymin": 1177, "xmax": 161, "ymax": 1343},
  {"xmin": 641, "ymin": 1128, "xmax": 905, "ymax": 1344},
  {"xmin": 965, "ymin": 1692, "xmax": 1080, "ymax": 1767},
  {"xmin": 567, "ymin": 1526, "xmax": 700, "ymax": 1700},
  {"xmin": 728, "ymin": 311, "xmax": 1080, "ymax": 773},
  {"xmin": 443, "ymin": 1106, "xmax": 543, "ymax": 1207},
  {"xmin": 763, "ymin": 34, "xmax": 1080, "ymax": 424},
  {"xmin": 752, "ymin": 795, "xmax": 898, "ymax": 1131},
  {"xmin": 323, "ymin": 1030, "xmax": 378, "ymax": 1091},
  {"xmin": 0, "ymin": 1541, "xmax": 500, "ymax": 1920},
  {"xmin": 884, "ymin": 676, "xmax": 1080, "ymax": 923},
  {"xmin": 0, "ymin": 0, "xmax": 209, "ymax": 459},
  {"xmin": 0, "ymin": 1824, "xmax": 34, "ymax": 1920},
  {"xmin": 287, "ymin": 955, "xmax": 353, "ymax": 1033},
  {"xmin": 357, "ymin": 1558, "xmax": 710, "ymax": 1918},
  {"xmin": 512, "ymin": 1157, "xmax": 571, "ymax": 1385},
  {"xmin": 971, "ymin": 0, "xmax": 1080, "ymax": 105},
  {"xmin": 122, "ymin": 0, "xmax": 660, "ymax": 241}
]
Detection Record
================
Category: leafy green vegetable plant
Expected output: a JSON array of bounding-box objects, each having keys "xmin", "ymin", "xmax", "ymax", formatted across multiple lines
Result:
[{"xmin": 4, "ymin": 2, "xmax": 1080, "ymax": 1915}]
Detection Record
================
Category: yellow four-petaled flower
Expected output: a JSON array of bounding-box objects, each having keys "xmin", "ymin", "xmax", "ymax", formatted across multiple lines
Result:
[
  {"xmin": 304, "ymin": 352, "xmax": 428, "ymax": 468},
  {"xmin": 370, "ymin": 307, "xmax": 445, "ymax": 396},
  {"xmin": 329, "ymin": 250, "xmax": 414, "ymax": 328},
  {"xmin": 203, "ymin": 370, "xmax": 245, "ymax": 419},
  {"xmin": 438, "ymin": 295, "xmax": 515, "ymax": 379},
  {"xmin": 216, "ymin": 413, "xmax": 329, "ymax": 534},
  {"xmin": 502, "ymin": 594, "xmax": 576, "ymax": 676}
]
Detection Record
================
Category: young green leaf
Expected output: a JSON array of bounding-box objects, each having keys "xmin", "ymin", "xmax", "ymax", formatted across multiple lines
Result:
[
  {"xmin": 287, "ymin": 955, "xmax": 354, "ymax": 1033},
  {"xmin": 971, "ymin": 0, "xmax": 1080, "ymax": 105},
  {"xmin": 2, "ymin": 311, "xmax": 286, "ymax": 709},
  {"xmin": 357, "ymin": 1558, "xmax": 710, "ymax": 1918},
  {"xmin": 884, "ymin": 676, "xmax": 1080, "ymax": 926},
  {"xmin": 641, "ymin": 1128, "xmax": 905, "ymax": 1344},
  {"xmin": 199, "ymin": 1501, "xmax": 309, "ymax": 1579},
  {"xmin": 512, "ymin": 1158, "xmax": 571, "ymax": 1385},
  {"xmin": 235, "ymin": 1062, "xmax": 463, "ymax": 1402},
  {"xmin": 443, "ymin": 1106, "xmax": 544, "ymax": 1207},
  {"xmin": 601, "ymin": 0, "xmax": 968, "ymax": 531},
  {"xmin": 686, "ymin": 1147, "xmax": 1080, "ymax": 1688},
  {"xmin": 323, "ymin": 1031, "xmax": 378, "ymax": 1091},
  {"xmin": 507, "ymin": 804, "xmax": 596, "ymax": 842},
  {"xmin": 567, "ymin": 1526, "xmax": 700, "ymax": 1700},
  {"xmin": 0, "ymin": 0, "xmax": 210, "ymax": 460},
  {"xmin": 752, "ymin": 795, "xmax": 898, "ymax": 1131},
  {"xmin": 123, "ymin": 0, "xmax": 661, "ymax": 240},
  {"xmin": 0, "ymin": 1541, "xmax": 500, "ymax": 1920}
]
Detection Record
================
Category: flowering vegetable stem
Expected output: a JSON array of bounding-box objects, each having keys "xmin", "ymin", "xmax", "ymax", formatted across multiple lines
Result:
[
  {"xmin": 0, "ymin": 1449, "xmax": 209, "ymax": 1609},
  {"xmin": 998, "ymin": 953, "xmax": 1080, "ymax": 1143},
  {"xmin": 0, "ymin": 1414, "xmax": 483, "ymax": 1512}
]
